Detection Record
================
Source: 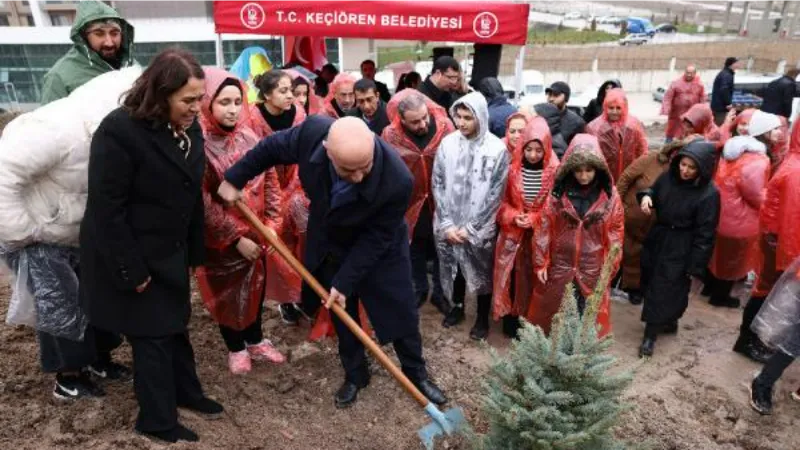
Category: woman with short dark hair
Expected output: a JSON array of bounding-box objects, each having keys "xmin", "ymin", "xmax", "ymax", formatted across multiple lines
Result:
[{"xmin": 80, "ymin": 48, "xmax": 222, "ymax": 443}]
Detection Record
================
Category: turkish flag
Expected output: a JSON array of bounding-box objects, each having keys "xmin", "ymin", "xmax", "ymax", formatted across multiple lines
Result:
[{"xmin": 284, "ymin": 36, "xmax": 328, "ymax": 71}]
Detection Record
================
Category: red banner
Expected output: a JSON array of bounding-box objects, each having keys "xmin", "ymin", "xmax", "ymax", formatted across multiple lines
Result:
[{"xmin": 213, "ymin": 1, "xmax": 530, "ymax": 45}]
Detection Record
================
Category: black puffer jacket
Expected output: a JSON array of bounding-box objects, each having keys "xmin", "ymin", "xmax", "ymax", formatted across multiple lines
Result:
[
  {"xmin": 583, "ymin": 79, "xmax": 622, "ymax": 124},
  {"xmin": 638, "ymin": 140, "xmax": 720, "ymax": 325},
  {"xmin": 534, "ymin": 102, "xmax": 585, "ymax": 158}
]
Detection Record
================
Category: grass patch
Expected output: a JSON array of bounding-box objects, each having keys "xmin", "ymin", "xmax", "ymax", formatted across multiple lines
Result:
[
  {"xmin": 528, "ymin": 28, "xmax": 619, "ymax": 45},
  {"xmin": 676, "ymin": 23, "xmax": 722, "ymax": 34}
]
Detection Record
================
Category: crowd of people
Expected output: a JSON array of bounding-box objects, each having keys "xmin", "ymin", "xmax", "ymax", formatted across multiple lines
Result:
[{"xmin": 1, "ymin": 1, "xmax": 800, "ymax": 444}]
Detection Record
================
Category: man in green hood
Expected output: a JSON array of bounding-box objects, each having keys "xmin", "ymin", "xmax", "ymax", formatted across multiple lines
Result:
[{"xmin": 40, "ymin": 1, "xmax": 135, "ymax": 105}]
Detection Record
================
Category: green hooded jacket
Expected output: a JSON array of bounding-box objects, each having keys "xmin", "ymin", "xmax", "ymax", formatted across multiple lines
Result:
[{"xmin": 40, "ymin": 1, "xmax": 135, "ymax": 105}]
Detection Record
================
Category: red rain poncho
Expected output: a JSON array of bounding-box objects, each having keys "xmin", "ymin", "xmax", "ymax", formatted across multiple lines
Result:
[
  {"xmin": 381, "ymin": 89, "xmax": 454, "ymax": 240},
  {"xmin": 248, "ymin": 100, "xmax": 307, "ymax": 189},
  {"xmin": 681, "ymin": 103, "xmax": 724, "ymax": 151},
  {"xmin": 532, "ymin": 134, "xmax": 624, "ymax": 337},
  {"xmin": 585, "ymin": 89, "xmax": 648, "ymax": 182},
  {"xmin": 759, "ymin": 119, "xmax": 800, "ymax": 274},
  {"xmin": 195, "ymin": 67, "xmax": 277, "ymax": 330},
  {"xmin": 501, "ymin": 111, "xmax": 532, "ymax": 153},
  {"xmin": 708, "ymin": 136, "xmax": 770, "ymax": 280},
  {"xmin": 492, "ymin": 117, "xmax": 560, "ymax": 321},
  {"xmin": 660, "ymin": 75, "xmax": 707, "ymax": 140},
  {"xmin": 284, "ymin": 68, "xmax": 324, "ymax": 116},
  {"xmin": 321, "ymin": 73, "xmax": 357, "ymax": 119}
]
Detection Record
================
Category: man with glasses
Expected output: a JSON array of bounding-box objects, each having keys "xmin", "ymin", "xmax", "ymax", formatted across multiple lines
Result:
[
  {"xmin": 418, "ymin": 56, "xmax": 463, "ymax": 117},
  {"xmin": 40, "ymin": 1, "xmax": 135, "ymax": 104}
]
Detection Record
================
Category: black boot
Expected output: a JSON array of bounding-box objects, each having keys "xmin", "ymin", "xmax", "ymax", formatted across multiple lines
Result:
[
  {"xmin": 138, "ymin": 424, "xmax": 199, "ymax": 443},
  {"xmin": 442, "ymin": 304, "xmax": 465, "ymax": 328},
  {"xmin": 334, "ymin": 376, "xmax": 370, "ymax": 409},
  {"xmin": 749, "ymin": 378, "xmax": 773, "ymax": 415},
  {"xmin": 469, "ymin": 295, "xmax": 491, "ymax": 341},
  {"xmin": 734, "ymin": 332, "xmax": 774, "ymax": 364},
  {"xmin": 639, "ymin": 337, "xmax": 656, "ymax": 358},
  {"xmin": 662, "ymin": 321, "xmax": 679, "ymax": 335},
  {"xmin": 502, "ymin": 315, "xmax": 521, "ymax": 339},
  {"xmin": 430, "ymin": 296, "xmax": 450, "ymax": 315},
  {"xmin": 627, "ymin": 290, "xmax": 643, "ymax": 305}
]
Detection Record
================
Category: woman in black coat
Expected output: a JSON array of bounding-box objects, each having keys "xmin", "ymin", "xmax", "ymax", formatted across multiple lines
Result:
[
  {"xmin": 583, "ymin": 79, "xmax": 622, "ymax": 124},
  {"xmin": 79, "ymin": 48, "xmax": 222, "ymax": 443},
  {"xmin": 637, "ymin": 140, "xmax": 720, "ymax": 358}
]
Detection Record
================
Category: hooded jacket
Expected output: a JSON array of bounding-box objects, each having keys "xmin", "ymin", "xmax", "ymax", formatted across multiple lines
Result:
[
  {"xmin": 616, "ymin": 140, "xmax": 683, "ymax": 291},
  {"xmin": 681, "ymin": 103, "xmax": 724, "ymax": 151},
  {"xmin": 492, "ymin": 116, "xmax": 560, "ymax": 321},
  {"xmin": 433, "ymin": 92, "xmax": 510, "ymax": 300},
  {"xmin": 478, "ymin": 77, "xmax": 518, "ymax": 139},
  {"xmin": 759, "ymin": 119, "xmax": 800, "ymax": 272},
  {"xmin": 661, "ymin": 74, "xmax": 706, "ymax": 139},
  {"xmin": 583, "ymin": 79, "xmax": 621, "ymax": 124},
  {"xmin": 0, "ymin": 67, "xmax": 141, "ymax": 250},
  {"xmin": 585, "ymin": 88, "xmax": 648, "ymax": 181},
  {"xmin": 381, "ymin": 89, "xmax": 454, "ymax": 240},
  {"xmin": 195, "ymin": 68, "xmax": 274, "ymax": 330},
  {"xmin": 534, "ymin": 102, "xmax": 585, "ymax": 157},
  {"xmin": 40, "ymin": 1, "xmax": 135, "ymax": 105},
  {"xmin": 532, "ymin": 134, "xmax": 624, "ymax": 336},
  {"xmin": 708, "ymin": 136, "xmax": 770, "ymax": 281},
  {"xmin": 639, "ymin": 140, "xmax": 720, "ymax": 325},
  {"xmin": 321, "ymin": 73, "xmax": 357, "ymax": 119}
]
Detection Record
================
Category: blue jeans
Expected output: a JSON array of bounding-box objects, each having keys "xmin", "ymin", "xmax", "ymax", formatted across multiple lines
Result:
[{"xmin": 410, "ymin": 236, "xmax": 443, "ymax": 302}]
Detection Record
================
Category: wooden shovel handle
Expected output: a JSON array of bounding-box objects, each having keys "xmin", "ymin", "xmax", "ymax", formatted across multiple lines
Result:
[{"xmin": 235, "ymin": 201, "xmax": 430, "ymax": 407}]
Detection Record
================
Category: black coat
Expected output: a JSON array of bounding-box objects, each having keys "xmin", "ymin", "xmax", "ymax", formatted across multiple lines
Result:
[
  {"xmin": 375, "ymin": 80, "xmax": 391, "ymax": 103},
  {"xmin": 347, "ymin": 100, "xmax": 390, "ymax": 136},
  {"xmin": 761, "ymin": 75, "xmax": 798, "ymax": 119},
  {"xmin": 418, "ymin": 76, "xmax": 458, "ymax": 116},
  {"xmin": 225, "ymin": 115, "xmax": 418, "ymax": 343},
  {"xmin": 638, "ymin": 141, "xmax": 720, "ymax": 325},
  {"xmin": 534, "ymin": 102, "xmax": 586, "ymax": 158},
  {"xmin": 79, "ymin": 108, "xmax": 206, "ymax": 337},
  {"xmin": 711, "ymin": 67, "xmax": 735, "ymax": 113},
  {"xmin": 583, "ymin": 80, "xmax": 622, "ymax": 124}
]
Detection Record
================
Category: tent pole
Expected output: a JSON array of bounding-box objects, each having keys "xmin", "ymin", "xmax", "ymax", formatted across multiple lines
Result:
[
  {"xmin": 215, "ymin": 33, "xmax": 225, "ymax": 68},
  {"xmin": 515, "ymin": 45, "xmax": 526, "ymax": 99}
]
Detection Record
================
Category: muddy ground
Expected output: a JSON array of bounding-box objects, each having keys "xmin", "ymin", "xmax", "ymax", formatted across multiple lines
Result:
[{"xmin": 2, "ymin": 123, "xmax": 799, "ymax": 450}]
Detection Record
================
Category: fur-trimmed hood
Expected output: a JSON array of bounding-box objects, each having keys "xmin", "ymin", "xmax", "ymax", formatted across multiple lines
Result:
[{"xmin": 552, "ymin": 133, "xmax": 613, "ymax": 197}]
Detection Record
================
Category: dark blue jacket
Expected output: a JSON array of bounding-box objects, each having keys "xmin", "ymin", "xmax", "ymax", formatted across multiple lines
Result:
[
  {"xmin": 478, "ymin": 77, "xmax": 517, "ymax": 138},
  {"xmin": 225, "ymin": 115, "xmax": 418, "ymax": 343},
  {"xmin": 711, "ymin": 67, "xmax": 735, "ymax": 113}
]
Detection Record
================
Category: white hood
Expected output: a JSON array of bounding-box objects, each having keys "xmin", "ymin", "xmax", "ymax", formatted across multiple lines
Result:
[
  {"xmin": 722, "ymin": 135, "xmax": 767, "ymax": 161},
  {"xmin": 449, "ymin": 91, "xmax": 490, "ymax": 141}
]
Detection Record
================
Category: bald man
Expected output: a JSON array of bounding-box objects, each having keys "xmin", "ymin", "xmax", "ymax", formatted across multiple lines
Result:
[{"xmin": 218, "ymin": 116, "xmax": 446, "ymax": 408}]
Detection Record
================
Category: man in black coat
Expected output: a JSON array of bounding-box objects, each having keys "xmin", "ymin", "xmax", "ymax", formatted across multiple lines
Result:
[
  {"xmin": 535, "ymin": 81, "xmax": 585, "ymax": 158},
  {"xmin": 711, "ymin": 57, "xmax": 742, "ymax": 126},
  {"xmin": 348, "ymin": 78, "xmax": 390, "ymax": 136},
  {"xmin": 418, "ymin": 55, "xmax": 462, "ymax": 116},
  {"xmin": 218, "ymin": 116, "xmax": 446, "ymax": 409},
  {"xmin": 360, "ymin": 59, "xmax": 391, "ymax": 103},
  {"xmin": 761, "ymin": 68, "xmax": 799, "ymax": 119}
]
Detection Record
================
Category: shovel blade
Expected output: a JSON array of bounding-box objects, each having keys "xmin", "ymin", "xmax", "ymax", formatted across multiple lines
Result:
[{"xmin": 418, "ymin": 406, "xmax": 467, "ymax": 450}]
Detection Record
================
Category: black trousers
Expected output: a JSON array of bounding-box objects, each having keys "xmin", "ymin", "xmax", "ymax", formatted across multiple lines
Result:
[
  {"xmin": 740, "ymin": 296, "xmax": 766, "ymax": 337},
  {"xmin": 706, "ymin": 271, "xmax": 736, "ymax": 304},
  {"xmin": 218, "ymin": 300, "xmax": 265, "ymax": 352},
  {"xmin": 127, "ymin": 333, "xmax": 205, "ymax": 432},
  {"xmin": 38, "ymin": 326, "xmax": 122, "ymax": 373},
  {"xmin": 452, "ymin": 267, "xmax": 491, "ymax": 323},
  {"xmin": 755, "ymin": 351, "xmax": 795, "ymax": 389},
  {"xmin": 317, "ymin": 260, "xmax": 427, "ymax": 386}
]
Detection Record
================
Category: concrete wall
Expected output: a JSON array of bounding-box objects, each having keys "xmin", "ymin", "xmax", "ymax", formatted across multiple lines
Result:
[{"xmin": 538, "ymin": 69, "xmax": 720, "ymax": 95}]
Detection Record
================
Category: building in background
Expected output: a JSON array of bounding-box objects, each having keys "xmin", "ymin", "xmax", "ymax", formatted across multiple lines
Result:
[{"xmin": 0, "ymin": 1, "xmax": 342, "ymax": 108}]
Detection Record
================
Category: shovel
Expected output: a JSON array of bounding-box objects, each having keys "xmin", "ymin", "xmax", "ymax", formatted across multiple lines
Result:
[{"xmin": 235, "ymin": 201, "xmax": 466, "ymax": 449}]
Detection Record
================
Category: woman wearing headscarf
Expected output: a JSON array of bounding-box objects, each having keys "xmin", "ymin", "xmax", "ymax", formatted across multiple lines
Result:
[
  {"xmin": 583, "ymin": 79, "xmax": 621, "ymax": 124},
  {"xmin": 532, "ymin": 134, "xmax": 624, "ymax": 337},
  {"xmin": 492, "ymin": 116, "xmax": 560, "ymax": 338},
  {"xmin": 195, "ymin": 67, "xmax": 286, "ymax": 375},
  {"xmin": 679, "ymin": 103, "xmax": 725, "ymax": 151},
  {"xmin": 585, "ymin": 88, "xmax": 649, "ymax": 182},
  {"xmin": 637, "ymin": 140, "xmax": 720, "ymax": 357},
  {"xmin": 287, "ymin": 69, "xmax": 323, "ymax": 116},
  {"xmin": 705, "ymin": 135, "xmax": 770, "ymax": 308}
]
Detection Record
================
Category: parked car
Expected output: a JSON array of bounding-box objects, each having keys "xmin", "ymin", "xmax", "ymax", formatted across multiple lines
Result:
[
  {"xmin": 656, "ymin": 23, "xmax": 678, "ymax": 33},
  {"xmin": 627, "ymin": 17, "xmax": 657, "ymax": 37},
  {"xmin": 564, "ymin": 12, "xmax": 582, "ymax": 20},
  {"xmin": 619, "ymin": 33, "xmax": 650, "ymax": 46},
  {"xmin": 598, "ymin": 16, "xmax": 624, "ymax": 25}
]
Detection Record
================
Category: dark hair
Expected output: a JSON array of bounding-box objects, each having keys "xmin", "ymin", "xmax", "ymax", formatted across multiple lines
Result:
[
  {"xmin": 404, "ymin": 71, "xmax": 422, "ymax": 88},
  {"xmin": 433, "ymin": 56, "xmax": 460, "ymax": 75},
  {"xmin": 361, "ymin": 59, "xmax": 376, "ymax": 69},
  {"xmin": 291, "ymin": 77, "xmax": 311, "ymax": 113},
  {"xmin": 255, "ymin": 69, "xmax": 290, "ymax": 100},
  {"xmin": 123, "ymin": 47, "xmax": 204, "ymax": 122},
  {"xmin": 321, "ymin": 63, "xmax": 339, "ymax": 76},
  {"xmin": 354, "ymin": 78, "xmax": 377, "ymax": 94},
  {"xmin": 786, "ymin": 67, "xmax": 800, "ymax": 79},
  {"xmin": 453, "ymin": 102, "xmax": 472, "ymax": 115}
]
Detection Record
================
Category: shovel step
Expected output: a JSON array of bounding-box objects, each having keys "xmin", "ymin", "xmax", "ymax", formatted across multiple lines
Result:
[{"xmin": 418, "ymin": 404, "xmax": 467, "ymax": 450}]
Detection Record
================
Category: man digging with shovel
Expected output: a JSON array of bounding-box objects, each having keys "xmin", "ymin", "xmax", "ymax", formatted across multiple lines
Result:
[{"xmin": 217, "ymin": 116, "xmax": 447, "ymax": 409}]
